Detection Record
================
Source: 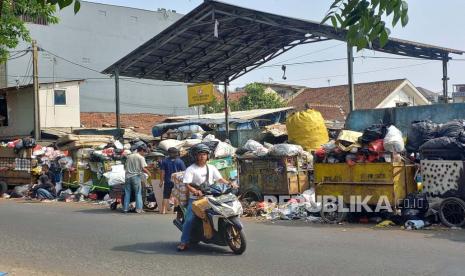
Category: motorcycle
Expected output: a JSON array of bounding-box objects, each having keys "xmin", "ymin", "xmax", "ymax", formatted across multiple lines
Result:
[{"xmin": 173, "ymin": 183, "xmax": 247, "ymax": 254}]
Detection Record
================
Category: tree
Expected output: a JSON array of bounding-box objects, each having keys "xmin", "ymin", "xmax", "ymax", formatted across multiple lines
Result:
[
  {"xmin": 238, "ymin": 83, "xmax": 285, "ymax": 111},
  {"xmin": 0, "ymin": 0, "xmax": 80, "ymax": 62},
  {"xmin": 203, "ymin": 83, "xmax": 284, "ymax": 114},
  {"xmin": 323, "ymin": 0, "xmax": 409, "ymax": 51}
]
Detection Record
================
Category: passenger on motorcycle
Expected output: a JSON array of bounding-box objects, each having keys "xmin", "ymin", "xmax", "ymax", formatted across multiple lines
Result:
[{"xmin": 177, "ymin": 143, "xmax": 236, "ymax": 251}]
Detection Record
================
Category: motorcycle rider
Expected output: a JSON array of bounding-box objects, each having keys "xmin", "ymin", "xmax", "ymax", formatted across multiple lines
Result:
[{"xmin": 177, "ymin": 143, "xmax": 236, "ymax": 251}]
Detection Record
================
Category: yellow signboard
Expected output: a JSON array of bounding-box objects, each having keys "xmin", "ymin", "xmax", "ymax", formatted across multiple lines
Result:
[{"xmin": 187, "ymin": 82, "xmax": 214, "ymax": 107}]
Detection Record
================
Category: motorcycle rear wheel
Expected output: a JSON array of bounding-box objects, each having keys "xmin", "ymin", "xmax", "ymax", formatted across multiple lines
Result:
[{"xmin": 226, "ymin": 224, "xmax": 246, "ymax": 255}]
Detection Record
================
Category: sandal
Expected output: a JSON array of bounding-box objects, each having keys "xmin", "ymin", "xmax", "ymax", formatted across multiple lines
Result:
[{"xmin": 177, "ymin": 243, "xmax": 189, "ymax": 251}]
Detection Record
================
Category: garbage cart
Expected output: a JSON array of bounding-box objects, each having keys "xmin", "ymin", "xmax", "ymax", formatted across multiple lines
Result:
[
  {"xmin": 314, "ymin": 160, "xmax": 416, "ymax": 223},
  {"xmin": 0, "ymin": 147, "xmax": 35, "ymax": 195},
  {"xmin": 238, "ymin": 155, "xmax": 310, "ymax": 202}
]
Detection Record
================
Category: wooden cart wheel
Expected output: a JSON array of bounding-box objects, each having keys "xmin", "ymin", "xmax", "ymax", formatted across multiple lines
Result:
[
  {"xmin": 439, "ymin": 197, "xmax": 465, "ymax": 228},
  {"xmin": 320, "ymin": 201, "xmax": 347, "ymax": 224},
  {"xmin": 0, "ymin": 181, "xmax": 7, "ymax": 196}
]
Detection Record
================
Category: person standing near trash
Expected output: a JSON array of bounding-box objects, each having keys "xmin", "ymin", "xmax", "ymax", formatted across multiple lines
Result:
[
  {"xmin": 124, "ymin": 143, "xmax": 151, "ymax": 214},
  {"xmin": 159, "ymin": 147, "xmax": 186, "ymax": 214},
  {"xmin": 177, "ymin": 143, "xmax": 235, "ymax": 251}
]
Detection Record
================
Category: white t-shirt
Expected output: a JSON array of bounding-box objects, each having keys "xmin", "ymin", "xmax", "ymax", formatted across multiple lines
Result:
[{"xmin": 183, "ymin": 164, "xmax": 223, "ymax": 199}]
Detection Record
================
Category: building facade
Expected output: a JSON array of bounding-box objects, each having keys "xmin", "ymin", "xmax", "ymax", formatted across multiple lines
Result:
[
  {"xmin": 288, "ymin": 79, "xmax": 430, "ymax": 122},
  {"xmin": 4, "ymin": 2, "xmax": 198, "ymax": 115},
  {"xmin": 0, "ymin": 80, "xmax": 81, "ymax": 138}
]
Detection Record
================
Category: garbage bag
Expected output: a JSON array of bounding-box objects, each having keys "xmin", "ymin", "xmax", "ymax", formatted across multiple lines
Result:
[
  {"xmin": 103, "ymin": 165, "xmax": 126, "ymax": 186},
  {"xmin": 243, "ymin": 140, "xmax": 266, "ymax": 152},
  {"xmin": 406, "ymin": 120, "xmax": 439, "ymax": 152},
  {"xmin": 368, "ymin": 139, "xmax": 384, "ymax": 153},
  {"xmin": 214, "ymin": 142, "xmax": 236, "ymax": 158},
  {"xmin": 158, "ymin": 139, "xmax": 186, "ymax": 151},
  {"xmin": 336, "ymin": 130, "xmax": 362, "ymax": 152},
  {"xmin": 437, "ymin": 120, "xmax": 464, "ymax": 138},
  {"xmin": 202, "ymin": 134, "xmax": 220, "ymax": 143},
  {"xmin": 22, "ymin": 137, "xmax": 36, "ymax": 148},
  {"xmin": 269, "ymin": 144, "xmax": 303, "ymax": 156},
  {"xmin": 286, "ymin": 109, "xmax": 329, "ymax": 151},
  {"xmin": 183, "ymin": 139, "xmax": 202, "ymax": 148},
  {"xmin": 10, "ymin": 185, "xmax": 30, "ymax": 198},
  {"xmin": 419, "ymin": 137, "xmax": 465, "ymax": 160},
  {"xmin": 384, "ymin": 125, "xmax": 405, "ymax": 152},
  {"xmin": 361, "ymin": 124, "xmax": 387, "ymax": 144}
]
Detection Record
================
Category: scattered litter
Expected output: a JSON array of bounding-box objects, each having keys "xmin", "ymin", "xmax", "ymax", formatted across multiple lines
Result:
[
  {"xmin": 405, "ymin": 220, "xmax": 426, "ymax": 230},
  {"xmin": 375, "ymin": 220, "xmax": 396, "ymax": 228}
]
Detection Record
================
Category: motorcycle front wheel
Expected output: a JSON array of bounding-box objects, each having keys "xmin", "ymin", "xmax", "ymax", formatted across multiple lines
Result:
[{"xmin": 226, "ymin": 224, "xmax": 246, "ymax": 255}]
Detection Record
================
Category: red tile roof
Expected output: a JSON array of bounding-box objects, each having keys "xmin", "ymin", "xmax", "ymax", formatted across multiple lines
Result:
[
  {"xmin": 288, "ymin": 79, "xmax": 406, "ymax": 115},
  {"xmin": 229, "ymin": 91, "xmax": 246, "ymax": 102},
  {"xmin": 303, "ymin": 104, "xmax": 346, "ymax": 121},
  {"xmin": 80, "ymin": 113, "xmax": 167, "ymax": 135},
  {"xmin": 212, "ymin": 89, "xmax": 247, "ymax": 102}
]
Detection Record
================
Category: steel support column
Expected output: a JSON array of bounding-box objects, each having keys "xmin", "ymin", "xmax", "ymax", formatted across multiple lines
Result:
[
  {"xmin": 347, "ymin": 43, "xmax": 355, "ymax": 112},
  {"xmin": 114, "ymin": 68, "xmax": 121, "ymax": 130},
  {"xmin": 224, "ymin": 81, "xmax": 230, "ymax": 138},
  {"xmin": 442, "ymin": 57, "xmax": 449, "ymax": 103}
]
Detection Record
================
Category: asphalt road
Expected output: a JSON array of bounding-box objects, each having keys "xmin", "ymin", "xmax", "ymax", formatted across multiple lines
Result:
[{"xmin": 1, "ymin": 199, "xmax": 465, "ymax": 276}]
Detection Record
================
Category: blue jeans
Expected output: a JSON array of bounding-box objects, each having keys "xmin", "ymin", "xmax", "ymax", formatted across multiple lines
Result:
[
  {"xmin": 36, "ymin": 188, "xmax": 55, "ymax": 200},
  {"xmin": 124, "ymin": 175, "xmax": 143, "ymax": 211},
  {"xmin": 181, "ymin": 198, "xmax": 195, "ymax": 244}
]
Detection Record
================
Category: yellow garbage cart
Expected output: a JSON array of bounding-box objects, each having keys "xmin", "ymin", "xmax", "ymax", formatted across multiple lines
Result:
[{"xmin": 314, "ymin": 161, "xmax": 417, "ymax": 223}]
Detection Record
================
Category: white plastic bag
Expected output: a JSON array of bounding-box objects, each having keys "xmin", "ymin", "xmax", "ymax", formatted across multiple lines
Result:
[
  {"xmin": 158, "ymin": 139, "xmax": 186, "ymax": 151},
  {"xmin": 202, "ymin": 134, "xmax": 220, "ymax": 143},
  {"xmin": 384, "ymin": 125, "xmax": 405, "ymax": 152},
  {"xmin": 103, "ymin": 165, "xmax": 126, "ymax": 186},
  {"xmin": 214, "ymin": 142, "xmax": 236, "ymax": 158},
  {"xmin": 243, "ymin": 140, "xmax": 266, "ymax": 152},
  {"xmin": 183, "ymin": 139, "xmax": 202, "ymax": 147},
  {"xmin": 76, "ymin": 180, "xmax": 93, "ymax": 196},
  {"xmin": 269, "ymin": 144, "xmax": 303, "ymax": 156}
]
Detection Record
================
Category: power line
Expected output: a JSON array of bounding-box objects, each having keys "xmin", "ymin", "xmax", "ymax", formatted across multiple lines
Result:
[
  {"xmin": 42, "ymin": 48, "xmax": 103, "ymax": 74},
  {"xmin": 268, "ymin": 42, "xmax": 345, "ymax": 65},
  {"xmin": 81, "ymin": 95, "xmax": 194, "ymax": 110},
  {"xmin": 21, "ymin": 53, "xmax": 33, "ymax": 86},
  {"xmin": 8, "ymin": 51, "xmax": 29, "ymax": 60},
  {"xmin": 260, "ymin": 57, "xmax": 348, "ymax": 68},
  {"xmin": 277, "ymin": 60, "xmax": 435, "ymax": 83}
]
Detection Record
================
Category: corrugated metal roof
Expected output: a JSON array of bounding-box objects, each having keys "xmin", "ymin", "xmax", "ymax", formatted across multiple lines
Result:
[
  {"xmin": 167, "ymin": 107, "xmax": 294, "ymax": 121},
  {"xmin": 102, "ymin": 0, "xmax": 463, "ymax": 84}
]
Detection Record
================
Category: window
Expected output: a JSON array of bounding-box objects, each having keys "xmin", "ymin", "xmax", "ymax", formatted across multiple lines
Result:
[
  {"xmin": 54, "ymin": 90, "xmax": 66, "ymax": 105},
  {"xmin": 0, "ymin": 94, "xmax": 8, "ymax": 126}
]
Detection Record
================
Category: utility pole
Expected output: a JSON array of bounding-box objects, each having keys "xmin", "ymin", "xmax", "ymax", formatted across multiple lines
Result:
[
  {"xmin": 32, "ymin": 40, "xmax": 41, "ymax": 140},
  {"xmin": 347, "ymin": 43, "xmax": 355, "ymax": 112}
]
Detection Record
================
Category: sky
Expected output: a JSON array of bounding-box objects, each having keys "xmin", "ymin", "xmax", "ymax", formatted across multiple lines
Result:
[{"xmin": 87, "ymin": 0, "xmax": 465, "ymax": 93}]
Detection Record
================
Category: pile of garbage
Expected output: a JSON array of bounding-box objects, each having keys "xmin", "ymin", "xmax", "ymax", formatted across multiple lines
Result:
[
  {"xmin": 157, "ymin": 134, "xmax": 236, "ymax": 160},
  {"xmin": 242, "ymin": 189, "xmax": 322, "ymax": 222},
  {"xmin": 315, "ymin": 124, "xmax": 404, "ymax": 164},
  {"xmin": 236, "ymin": 139, "xmax": 313, "ymax": 161},
  {"xmin": 406, "ymin": 120, "xmax": 465, "ymax": 160}
]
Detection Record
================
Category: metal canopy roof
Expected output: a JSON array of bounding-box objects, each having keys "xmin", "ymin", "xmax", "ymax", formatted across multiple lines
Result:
[{"xmin": 102, "ymin": 0, "xmax": 464, "ymax": 84}]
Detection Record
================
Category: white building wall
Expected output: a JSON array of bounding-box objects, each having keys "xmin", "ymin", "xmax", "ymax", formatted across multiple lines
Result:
[
  {"xmin": 0, "ymin": 88, "xmax": 34, "ymax": 138},
  {"xmin": 379, "ymin": 85, "xmax": 430, "ymax": 108},
  {"xmin": 39, "ymin": 82, "xmax": 81, "ymax": 128},
  {"xmin": 6, "ymin": 2, "xmax": 197, "ymax": 115}
]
